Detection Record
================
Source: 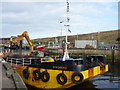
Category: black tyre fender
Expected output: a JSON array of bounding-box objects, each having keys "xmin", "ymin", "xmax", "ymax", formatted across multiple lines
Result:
[
  {"xmin": 56, "ymin": 73, "xmax": 67, "ymax": 85},
  {"xmin": 23, "ymin": 68, "xmax": 29, "ymax": 79},
  {"xmin": 71, "ymin": 72, "xmax": 84, "ymax": 84},
  {"xmin": 41, "ymin": 71, "xmax": 50, "ymax": 82},
  {"xmin": 33, "ymin": 70, "xmax": 41, "ymax": 80}
]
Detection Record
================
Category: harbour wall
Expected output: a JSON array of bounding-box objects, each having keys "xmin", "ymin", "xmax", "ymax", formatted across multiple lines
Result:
[
  {"xmin": 46, "ymin": 48, "xmax": 120, "ymax": 62},
  {"xmin": 1, "ymin": 58, "xmax": 27, "ymax": 90}
]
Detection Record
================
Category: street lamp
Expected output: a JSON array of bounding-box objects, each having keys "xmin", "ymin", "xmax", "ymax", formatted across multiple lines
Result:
[
  {"xmin": 97, "ymin": 32, "xmax": 100, "ymax": 49},
  {"xmin": 60, "ymin": 21, "xmax": 64, "ymax": 47}
]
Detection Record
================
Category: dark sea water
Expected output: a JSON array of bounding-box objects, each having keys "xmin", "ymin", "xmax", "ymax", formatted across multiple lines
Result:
[{"xmin": 27, "ymin": 62, "xmax": 120, "ymax": 90}]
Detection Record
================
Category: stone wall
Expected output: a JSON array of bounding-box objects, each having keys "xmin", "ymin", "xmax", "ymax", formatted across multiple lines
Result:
[{"xmin": 46, "ymin": 48, "xmax": 120, "ymax": 61}]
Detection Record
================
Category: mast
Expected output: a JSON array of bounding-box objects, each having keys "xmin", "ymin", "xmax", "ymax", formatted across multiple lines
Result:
[{"xmin": 63, "ymin": 0, "xmax": 70, "ymax": 61}]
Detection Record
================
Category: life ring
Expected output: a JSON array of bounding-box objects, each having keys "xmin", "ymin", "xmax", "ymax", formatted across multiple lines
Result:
[
  {"xmin": 0, "ymin": 52, "xmax": 4, "ymax": 58},
  {"xmin": 23, "ymin": 68, "xmax": 29, "ymax": 79},
  {"xmin": 33, "ymin": 70, "xmax": 41, "ymax": 80},
  {"xmin": 41, "ymin": 71, "xmax": 50, "ymax": 82},
  {"xmin": 71, "ymin": 72, "xmax": 84, "ymax": 84},
  {"xmin": 56, "ymin": 73, "xmax": 67, "ymax": 85},
  {"xmin": 55, "ymin": 56, "xmax": 59, "ymax": 61}
]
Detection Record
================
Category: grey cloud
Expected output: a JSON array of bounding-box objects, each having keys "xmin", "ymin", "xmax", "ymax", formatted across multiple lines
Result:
[
  {"xmin": 1, "ymin": 2, "xmax": 118, "ymax": 39},
  {"xmin": 2, "ymin": 2, "xmax": 65, "ymax": 25}
]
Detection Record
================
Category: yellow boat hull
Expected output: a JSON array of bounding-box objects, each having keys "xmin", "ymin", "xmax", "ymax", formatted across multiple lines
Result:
[{"xmin": 14, "ymin": 65, "xmax": 108, "ymax": 89}]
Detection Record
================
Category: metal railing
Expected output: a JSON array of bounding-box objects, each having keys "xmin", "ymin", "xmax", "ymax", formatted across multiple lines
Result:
[{"xmin": 6, "ymin": 57, "xmax": 41, "ymax": 67}]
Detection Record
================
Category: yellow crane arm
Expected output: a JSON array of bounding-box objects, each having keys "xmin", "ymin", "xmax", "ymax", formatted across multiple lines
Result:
[
  {"xmin": 12, "ymin": 31, "xmax": 34, "ymax": 52},
  {"xmin": 24, "ymin": 32, "xmax": 34, "ymax": 52}
]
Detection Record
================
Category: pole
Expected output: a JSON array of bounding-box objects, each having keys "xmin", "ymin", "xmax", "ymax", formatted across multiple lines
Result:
[
  {"xmin": 77, "ymin": 33, "xmax": 78, "ymax": 40},
  {"xmin": 110, "ymin": 46, "xmax": 115, "ymax": 82},
  {"xmin": 60, "ymin": 21, "xmax": 63, "ymax": 48},
  {"xmin": 111, "ymin": 46, "xmax": 115, "ymax": 64},
  {"xmin": 19, "ymin": 40, "xmax": 22, "ymax": 55},
  {"xmin": 92, "ymin": 35, "xmax": 93, "ymax": 48},
  {"xmin": 62, "ymin": 0, "xmax": 70, "ymax": 61},
  {"xmin": 97, "ymin": 32, "xmax": 100, "ymax": 49},
  {"xmin": 76, "ymin": 33, "xmax": 78, "ymax": 48}
]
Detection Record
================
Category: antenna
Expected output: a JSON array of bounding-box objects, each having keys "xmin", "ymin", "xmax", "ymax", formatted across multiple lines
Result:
[{"xmin": 63, "ymin": 0, "xmax": 70, "ymax": 61}]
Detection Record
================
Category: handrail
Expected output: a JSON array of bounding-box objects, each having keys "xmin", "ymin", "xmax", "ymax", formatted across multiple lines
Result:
[{"xmin": 7, "ymin": 57, "xmax": 41, "ymax": 66}]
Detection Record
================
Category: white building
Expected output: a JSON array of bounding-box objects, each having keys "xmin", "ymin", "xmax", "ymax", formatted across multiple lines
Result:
[{"xmin": 75, "ymin": 40, "xmax": 97, "ymax": 48}]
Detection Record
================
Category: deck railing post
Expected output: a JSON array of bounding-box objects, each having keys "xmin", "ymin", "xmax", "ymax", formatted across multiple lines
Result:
[
  {"xmin": 6, "ymin": 57, "xmax": 8, "ymax": 62},
  {"xmin": 11, "ymin": 58, "xmax": 12, "ymax": 65},
  {"xmin": 16, "ymin": 59, "xmax": 17, "ymax": 67},
  {"xmin": 23, "ymin": 58, "xmax": 24, "ymax": 66},
  {"xmin": 30, "ymin": 58, "xmax": 31, "ymax": 65}
]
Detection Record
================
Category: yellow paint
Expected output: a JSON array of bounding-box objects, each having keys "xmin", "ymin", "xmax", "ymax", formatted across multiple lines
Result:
[
  {"xmin": 105, "ymin": 65, "xmax": 108, "ymax": 72},
  {"xmin": 10, "ymin": 38, "xmax": 12, "ymax": 41},
  {"xmin": 93, "ymin": 66, "xmax": 100, "ymax": 76},
  {"xmin": 80, "ymin": 70, "xmax": 89, "ymax": 80},
  {"xmin": 43, "ymin": 57, "xmax": 54, "ymax": 62},
  {"xmin": 11, "ymin": 31, "xmax": 34, "ymax": 53},
  {"xmin": 13, "ymin": 65, "xmax": 108, "ymax": 89}
]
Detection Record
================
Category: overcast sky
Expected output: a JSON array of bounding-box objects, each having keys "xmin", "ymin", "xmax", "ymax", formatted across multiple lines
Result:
[{"xmin": 1, "ymin": 0, "xmax": 118, "ymax": 39}]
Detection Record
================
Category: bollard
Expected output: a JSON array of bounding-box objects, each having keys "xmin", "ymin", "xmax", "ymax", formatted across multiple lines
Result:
[
  {"xmin": 111, "ymin": 49, "xmax": 115, "ymax": 64},
  {"xmin": 3, "ymin": 62, "xmax": 12, "ymax": 70},
  {"xmin": 6, "ymin": 68, "xmax": 15, "ymax": 78}
]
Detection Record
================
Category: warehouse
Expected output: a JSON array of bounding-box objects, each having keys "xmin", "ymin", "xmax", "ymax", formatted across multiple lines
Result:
[{"xmin": 75, "ymin": 40, "xmax": 97, "ymax": 48}]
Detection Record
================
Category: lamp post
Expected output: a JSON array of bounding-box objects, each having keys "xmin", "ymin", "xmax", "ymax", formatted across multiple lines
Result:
[
  {"xmin": 97, "ymin": 32, "xmax": 100, "ymax": 49},
  {"xmin": 92, "ymin": 35, "xmax": 94, "ymax": 48},
  {"xmin": 60, "ymin": 21, "xmax": 64, "ymax": 47}
]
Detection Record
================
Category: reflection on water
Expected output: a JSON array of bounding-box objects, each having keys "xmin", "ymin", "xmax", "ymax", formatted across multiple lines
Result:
[
  {"xmin": 12, "ymin": 50, "xmax": 30, "ymax": 55},
  {"xmin": 87, "ymin": 62, "xmax": 120, "ymax": 89}
]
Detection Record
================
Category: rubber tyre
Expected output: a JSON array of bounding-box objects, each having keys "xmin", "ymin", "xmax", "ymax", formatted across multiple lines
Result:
[
  {"xmin": 23, "ymin": 69, "xmax": 29, "ymax": 79},
  {"xmin": 41, "ymin": 71, "xmax": 50, "ymax": 82},
  {"xmin": 71, "ymin": 72, "xmax": 84, "ymax": 84},
  {"xmin": 33, "ymin": 70, "xmax": 41, "ymax": 80},
  {"xmin": 56, "ymin": 73, "xmax": 67, "ymax": 85}
]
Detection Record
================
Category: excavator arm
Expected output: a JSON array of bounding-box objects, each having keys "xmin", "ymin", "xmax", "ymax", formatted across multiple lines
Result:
[{"xmin": 12, "ymin": 31, "xmax": 34, "ymax": 52}]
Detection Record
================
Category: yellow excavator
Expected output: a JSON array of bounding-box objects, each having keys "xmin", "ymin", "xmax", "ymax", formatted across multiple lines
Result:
[
  {"xmin": 10, "ymin": 31, "xmax": 54, "ymax": 61},
  {"xmin": 10, "ymin": 31, "xmax": 34, "ymax": 54}
]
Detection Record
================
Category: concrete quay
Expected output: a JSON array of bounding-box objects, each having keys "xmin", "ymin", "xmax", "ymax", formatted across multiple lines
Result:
[{"xmin": 0, "ymin": 58, "xmax": 27, "ymax": 90}]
